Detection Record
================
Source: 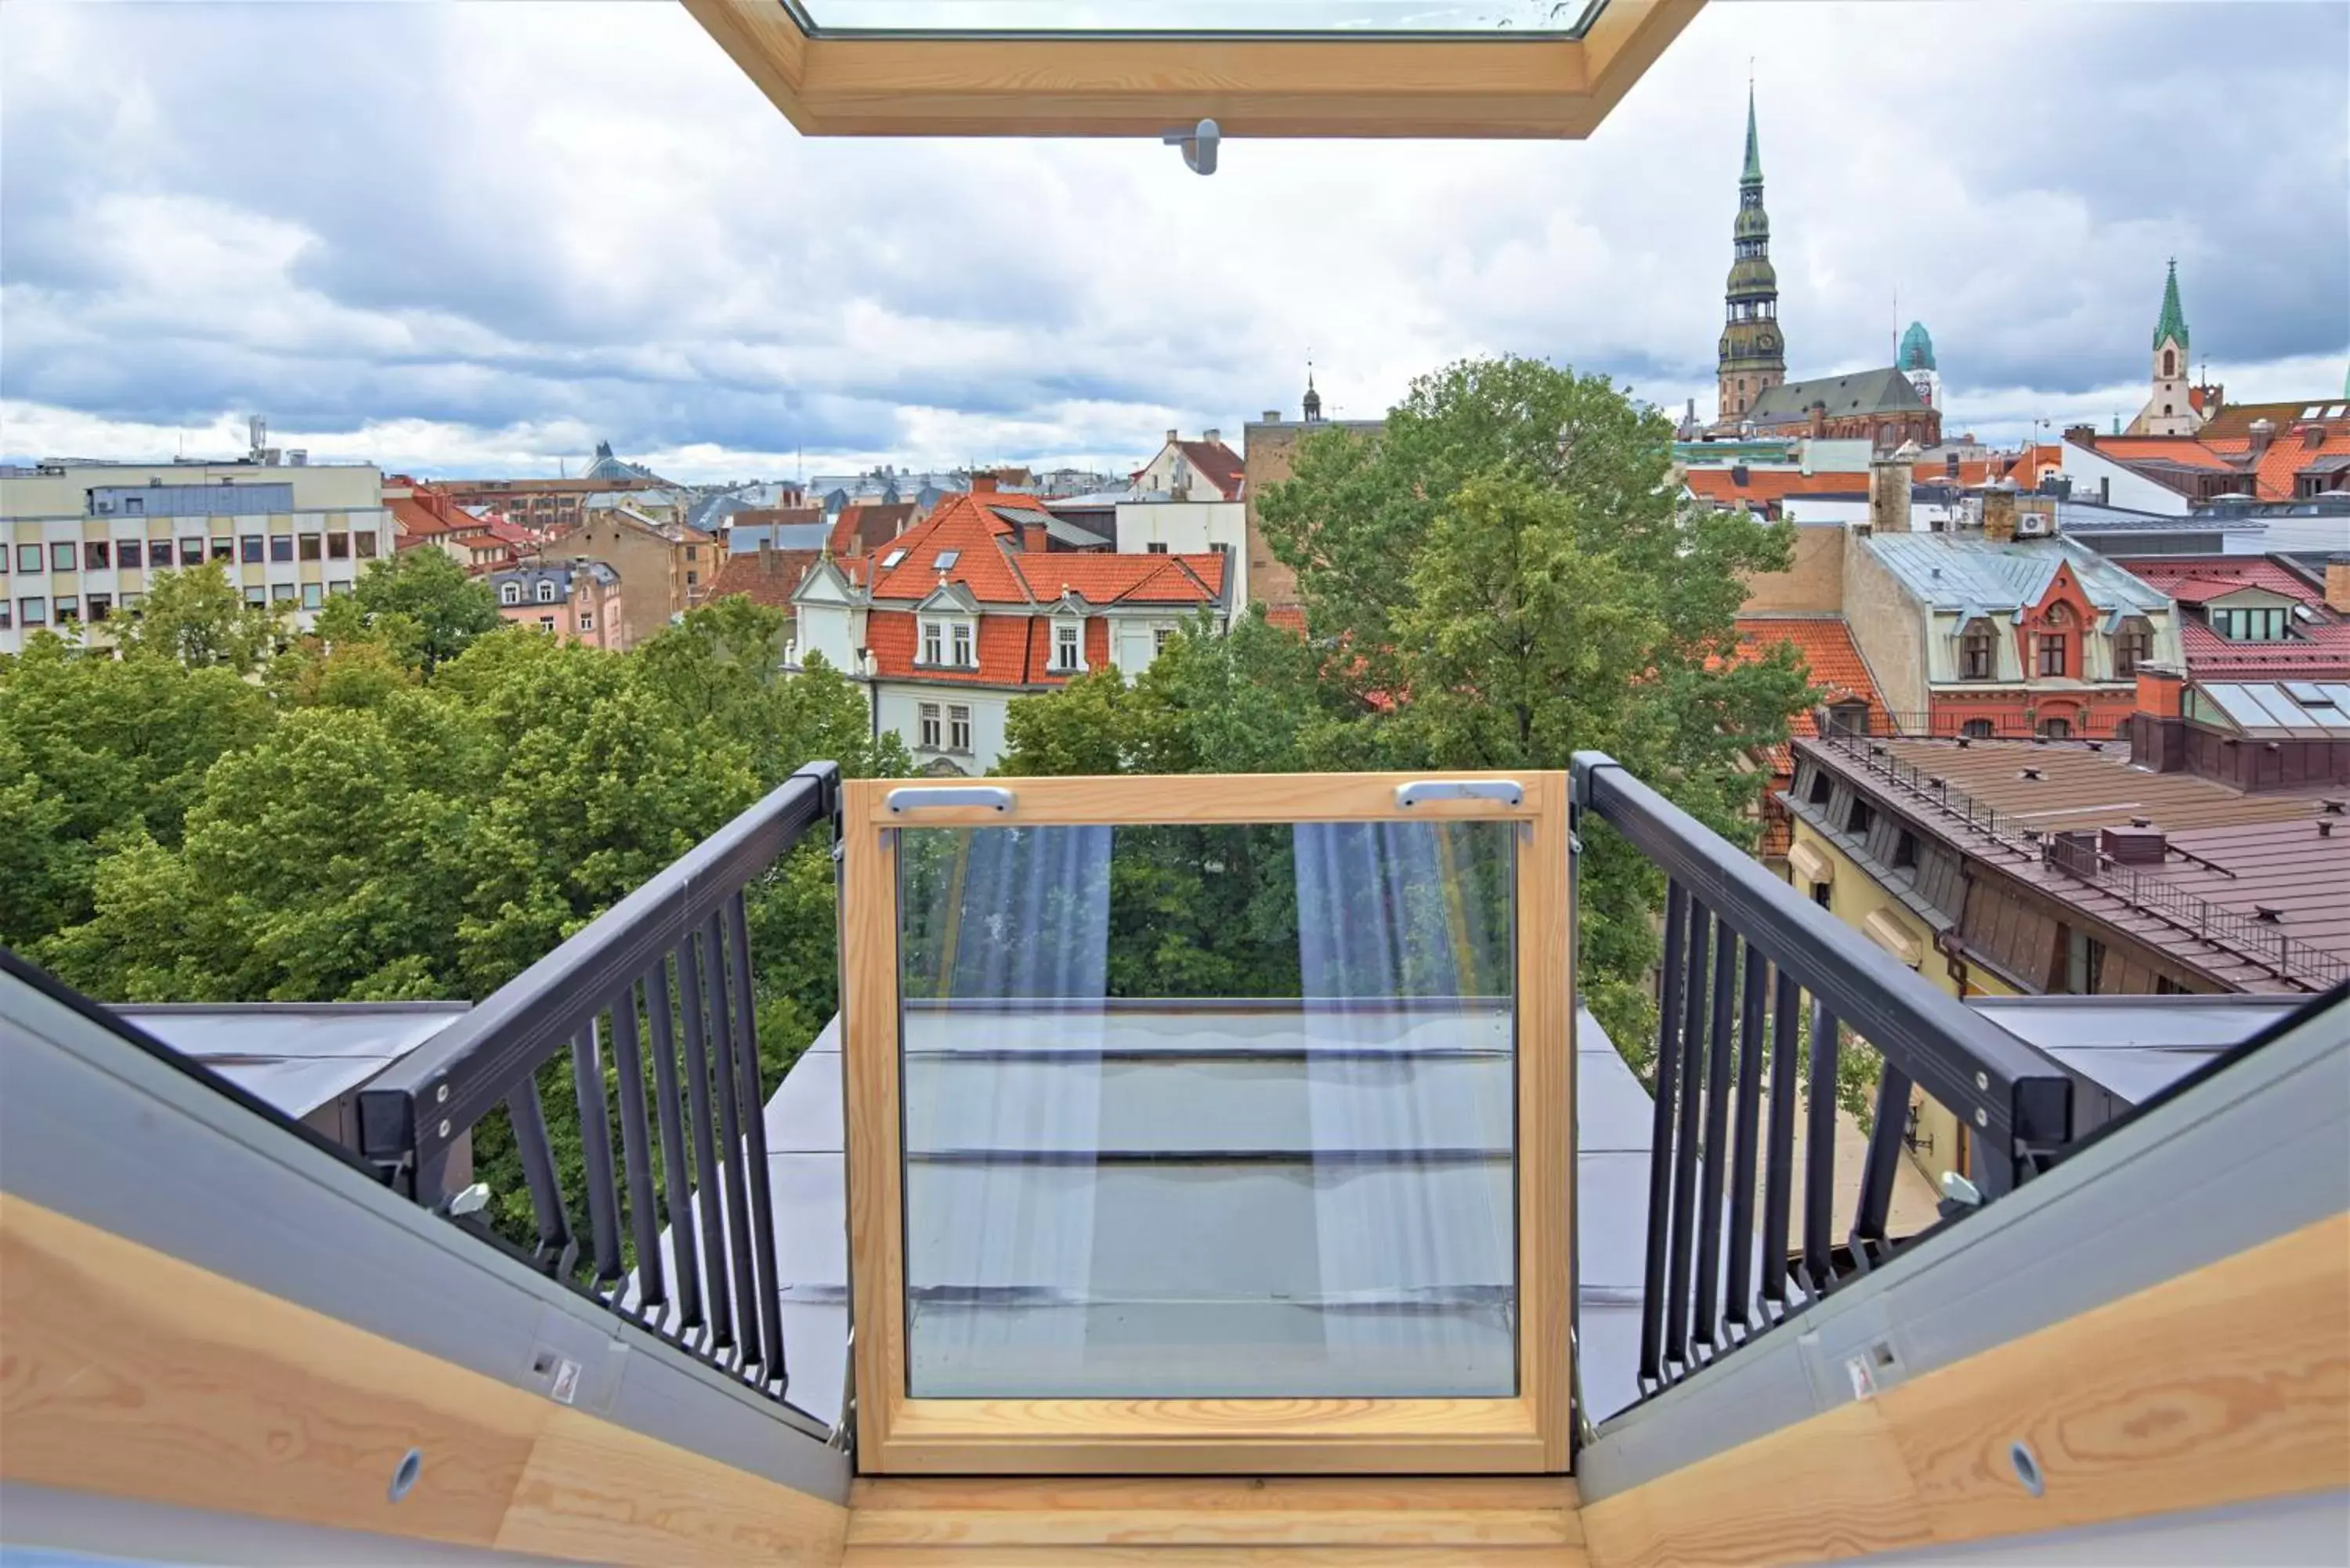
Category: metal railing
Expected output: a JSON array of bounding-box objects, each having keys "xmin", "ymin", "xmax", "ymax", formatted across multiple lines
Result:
[
  {"xmin": 360, "ymin": 763, "xmax": 840, "ymax": 1409},
  {"xmin": 1823, "ymin": 710, "xmax": 2130, "ymax": 743},
  {"xmin": 1808, "ymin": 728, "xmax": 2038, "ymax": 851},
  {"xmin": 2043, "ymin": 837, "xmax": 2349, "ymax": 990},
  {"xmin": 1572, "ymin": 753, "xmax": 2073, "ymax": 1404}
]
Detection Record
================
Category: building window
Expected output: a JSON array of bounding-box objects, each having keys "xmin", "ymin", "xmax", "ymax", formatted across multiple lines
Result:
[
  {"xmin": 922, "ymin": 620, "xmax": 944, "ymax": 664},
  {"xmin": 84, "ymin": 540, "xmax": 110, "ymax": 570},
  {"xmin": 578, "ymin": 612, "xmax": 594, "ymax": 631},
  {"xmin": 299, "ymin": 534, "xmax": 322, "ymax": 561},
  {"xmin": 20, "ymin": 597, "xmax": 45, "ymax": 625},
  {"xmin": 270, "ymin": 534, "xmax": 294, "ymax": 562},
  {"xmin": 328, "ymin": 580, "xmax": 352, "ymax": 597},
  {"xmin": 685, "ymin": 570, "xmax": 699, "ymax": 587},
  {"xmin": 2211, "ymin": 605, "xmax": 2288, "ymax": 641},
  {"xmin": 86, "ymin": 593, "xmax": 111, "ymax": 623},
  {"xmin": 355, "ymin": 530, "xmax": 378, "ymax": 558},
  {"xmin": 117, "ymin": 540, "xmax": 141, "ymax": 569},
  {"xmin": 271, "ymin": 583, "xmax": 296, "ymax": 602},
  {"xmin": 51, "ymin": 542, "xmax": 78, "ymax": 573},
  {"xmin": 1960, "ymin": 625, "xmax": 1995, "ymax": 679},
  {"xmin": 538, "ymin": 615, "xmax": 557, "ymax": 632},
  {"xmin": 2037, "ymin": 633, "xmax": 2068, "ymax": 677},
  {"xmin": 327, "ymin": 532, "xmax": 349, "ymax": 559},
  {"xmin": 1960, "ymin": 718, "xmax": 1995, "ymax": 739},
  {"xmin": 536, "ymin": 580, "xmax": 557, "ymax": 604},
  {"xmin": 301, "ymin": 583, "xmax": 323, "ymax": 609},
  {"xmin": 2162, "ymin": 349, "xmax": 2175, "ymax": 378},
  {"xmin": 0, "ymin": 603, "xmax": 10, "ymax": 630},
  {"xmin": 1155, "ymin": 626, "xmax": 1175, "ymax": 654},
  {"xmin": 2065, "ymin": 929, "xmax": 2106, "ymax": 995},
  {"xmin": 1892, "ymin": 829, "xmax": 1918, "ymax": 869},
  {"xmin": 244, "ymin": 585, "xmax": 266, "ymax": 607},
  {"xmin": 16, "ymin": 544, "xmax": 41, "ymax": 574},
  {"xmin": 1825, "ymin": 700, "xmax": 1870, "ymax": 738},
  {"xmin": 210, "ymin": 539, "xmax": 233, "ymax": 563},
  {"xmin": 181, "ymin": 537, "xmax": 204, "ymax": 564},
  {"xmin": 1844, "ymin": 799, "xmax": 1874, "ymax": 836},
  {"xmin": 151, "ymin": 540, "xmax": 175, "ymax": 568},
  {"xmin": 1146, "ymin": 541, "xmax": 1169, "ymax": 554},
  {"xmin": 1810, "ymin": 882, "xmax": 1831, "ymax": 909},
  {"xmin": 919, "ymin": 701, "xmax": 942, "ymax": 750},
  {"xmin": 2038, "ymin": 716, "xmax": 2073, "ymax": 739},
  {"xmin": 949, "ymin": 703, "xmax": 971, "ymax": 753},
  {"xmin": 1805, "ymin": 768, "xmax": 1832, "ymax": 806},
  {"xmin": 240, "ymin": 534, "xmax": 264, "ymax": 563},
  {"xmin": 952, "ymin": 622, "xmax": 972, "ymax": 667},
  {"xmin": 55, "ymin": 594, "xmax": 78, "ymax": 623},
  {"xmin": 685, "ymin": 546, "xmax": 699, "ymax": 562},
  {"xmin": 1054, "ymin": 621, "xmax": 1083, "ymax": 672},
  {"xmin": 2115, "ymin": 624, "xmax": 2153, "ymax": 675},
  {"xmin": 501, "ymin": 582, "xmax": 522, "ymax": 605},
  {"xmin": 123, "ymin": 495, "xmax": 143, "ymax": 515}
]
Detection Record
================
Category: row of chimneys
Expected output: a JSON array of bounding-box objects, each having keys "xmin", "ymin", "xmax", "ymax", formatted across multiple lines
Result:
[{"xmin": 1864, "ymin": 450, "xmax": 2056, "ymax": 543}]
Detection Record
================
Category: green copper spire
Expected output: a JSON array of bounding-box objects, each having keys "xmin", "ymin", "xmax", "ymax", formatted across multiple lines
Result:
[
  {"xmin": 1742, "ymin": 84, "xmax": 1762, "ymax": 184},
  {"xmin": 2152, "ymin": 258, "xmax": 2189, "ymax": 353}
]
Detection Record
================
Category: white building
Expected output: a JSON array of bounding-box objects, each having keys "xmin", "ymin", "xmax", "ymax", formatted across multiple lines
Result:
[
  {"xmin": 1, "ymin": 457, "xmax": 392, "ymax": 654},
  {"xmin": 1113, "ymin": 497, "xmax": 1249, "ymax": 609}
]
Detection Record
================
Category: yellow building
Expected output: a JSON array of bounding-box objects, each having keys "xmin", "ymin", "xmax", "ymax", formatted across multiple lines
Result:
[{"xmin": 2, "ymin": 458, "xmax": 389, "ymax": 653}]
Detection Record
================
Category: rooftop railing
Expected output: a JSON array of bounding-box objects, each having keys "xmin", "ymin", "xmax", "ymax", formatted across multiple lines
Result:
[
  {"xmin": 358, "ymin": 763, "xmax": 840, "ymax": 1416},
  {"xmin": 1573, "ymin": 753, "xmax": 2073, "ymax": 1404},
  {"xmin": 2043, "ymin": 836, "xmax": 2349, "ymax": 990}
]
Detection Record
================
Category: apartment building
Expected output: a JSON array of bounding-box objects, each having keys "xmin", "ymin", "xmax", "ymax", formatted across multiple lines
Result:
[
  {"xmin": 489, "ymin": 561, "xmax": 627, "ymax": 652},
  {"xmin": 794, "ymin": 479, "xmax": 1230, "ymax": 774},
  {"xmin": 1243, "ymin": 398, "xmax": 1382, "ymax": 616},
  {"xmin": 1, "ymin": 459, "xmax": 391, "ymax": 654},
  {"xmin": 533, "ymin": 507, "xmax": 720, "ymax": 646}
]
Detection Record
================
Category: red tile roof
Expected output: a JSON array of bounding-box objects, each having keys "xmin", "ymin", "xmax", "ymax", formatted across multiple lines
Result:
[
  {"xmin": 2087, "ymin": 436, "xmax": 2236, "ymax": 472},
  {"xmin": 1732, "ymin": 616, "xmax": 1893, "ymax": 739},
  {"xmin": 2127, "ymin": 556, "xmax": 2350, "ymax": 679},
  {"xmin": 826, "ymin": 502, "xmax": 915, "ymax": 558},
  {"xmin": 863, "ymin": 491, "xmax": 1225, "ymax": 609},
  {"xmin": 709, "ymin": 548, "xmax": 821, "ymax": 609},
  {"xmin": 1176, "ymin": 439, "xmax": 1246, "ymax": 501}
]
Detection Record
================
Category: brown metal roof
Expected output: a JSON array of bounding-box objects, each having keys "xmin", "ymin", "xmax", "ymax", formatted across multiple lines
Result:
[
  {"xmin": 1877, "ymin": 738, "xmax": 2334, "ymax": 833},
  {"xmin": 2159, "ymin": 817, "xmax": 2350, "ymax": 963}
]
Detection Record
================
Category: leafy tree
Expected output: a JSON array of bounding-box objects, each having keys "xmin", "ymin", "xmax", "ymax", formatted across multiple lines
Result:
[
  {"xmin": 114, "ymin": 563, "xmax": 284, "ymax": 672},
  {"xmin": 343, "ymin": 548, "xmax": 502, "ymax": 672}
]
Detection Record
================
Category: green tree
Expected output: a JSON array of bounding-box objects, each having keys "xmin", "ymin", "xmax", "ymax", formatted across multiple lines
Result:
[
  {"xmin": 343, "ymin": 549, "xmax": 503, "ymax": 672},
  {"xmin": 115, "ymin": 563, "xmax": 284, "ymax": 672}
]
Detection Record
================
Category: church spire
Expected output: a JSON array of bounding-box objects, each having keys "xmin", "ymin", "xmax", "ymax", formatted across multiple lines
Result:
[
  {"xmin": 1715, "ymin": 78, "xmax": 1784, "ymax": 426},
  {"xmin": 1742, "ymin": 81, "xmax": 1762, "ymax": 184},
  {"xmin": 2153, "ymin": 257, "xmax": 2189, "ymax": 353}
]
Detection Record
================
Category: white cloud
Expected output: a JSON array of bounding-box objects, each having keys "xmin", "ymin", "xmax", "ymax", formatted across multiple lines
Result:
[{"xmin": 1, "ymin": 0, "xmax": 2342, "ymax": 478}]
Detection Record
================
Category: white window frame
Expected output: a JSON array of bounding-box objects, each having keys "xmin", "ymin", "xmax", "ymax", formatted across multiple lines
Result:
[
  {"xmin": 951, "ymin": 620, "xmax": 973, "ymax": 667},
  {"xmin": 948, "ymin": 703, "xmax": 971, "ymax": 754},
  {"xmin": 1054, "ymin": 617, "xmax": 1085, "ymax": 673},
  {"xmin": 918, "ymin": 701, "xmax": 942, "ymax": 750},
  {"xmin": 1154, "ymin": 625, "xmax": 1175, "ymax": 654},
  {"xmin": 536, "ymin": 580, "xmax": 558, "ymax": 604},
  {"xmin": 501, "ymin": 582, "xmax": 522, "ymax": 605},
  {"xmin": 922, "ymin": 619, "xmax": 944, "ymax": 664}
]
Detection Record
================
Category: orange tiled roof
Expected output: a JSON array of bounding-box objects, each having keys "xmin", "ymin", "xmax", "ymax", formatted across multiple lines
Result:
[
  {"xmin": 827, "ymin": 502, "xmax": 915, "ymax": 558},
  {"xmin": 1176, "ymin": 439, "xmax": 1246, "ymax": 501},
  {"xmin": 709, "ymin": 549, "xmax": 820, "ymax": 609},
  {"xmin": 1726, "ymin": 616, "xmax": 1893, "ymax": 775},
  {"xmin": 2088, "ymin": 436, "xmax": 2236, "ymax": 471},
  {"xmin": 1683, "ymin": 468, "xmax": 1871, "ymax": 508}
]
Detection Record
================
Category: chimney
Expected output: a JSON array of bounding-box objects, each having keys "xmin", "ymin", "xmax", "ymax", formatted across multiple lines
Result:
[
  {"xmin": 1870, "ymin": 441, "xmax": 1918, "ymax": 534},
  {"xmin": 972, "ymin": 473, "xmax": 1000, "ymax": 494},
  {"xmin": 1202, "ymin": 428, "xmax": 1220, "ymax": 445},
  {"xmin": 2064, "ymin": 423, "xmax": 2097, "ymax": 446},
  {"xmin": 2130, "ymin": 663, "xmax": 2188, "ymax": 773},
  {"xmin": 2326, "ymin": 554, "xmax": 2350, "ymax": 614},
  {"xmin": 1809, "ymin": 401, "xmax": 1827, "ymax": 439},
  {"xmin": 759, "ymin": 539, "xmax": 775, "ymax": 573},
  {"xmin": 1166, "ymin": 428, "xmax": 1180, "ymax": 444},
  {"xmin": 1262, "ymin": 410, "xmax": 1282, "ymax": 424},
  {"xmin": 2247, "ymin": 417, "xmax": 2277, "ymax": 457},
  {"xmin": 2302, "ymin": 422, "xmax": 2326, "ymax": 450},
  {"xmin": 1982, "ymin": 482, "xmax": 2019, "ymax": 543},
  {"xmin": 1022, "ymin": 521, "xmax": 1049, "ymax": 554},
  {"xmin": 2099, "ymin": 825, "xmax": 2167, "ymax": 865}
]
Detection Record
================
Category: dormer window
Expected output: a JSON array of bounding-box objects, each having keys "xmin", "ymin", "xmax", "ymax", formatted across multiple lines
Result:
[
  {"xmin": 922, "ymin": 619, "xmax": 944, "ymax": 664},
  {"xmin": 1054, "ymin": 620, "xmax": 1083, "ymax": 673},
  {"xmin": 2210, "ymin": 605, "xmax": 2289, "ymax": 641},
  {"xmin": 1960, "ymin": 620, "xmax": 1996, "ymax": 681},
  {"xmin": 501, "ymin": 582, "xmax": 521, "ymax": 605},
  {"xmin": 952, "ymin": 622, "xmax": 972, "ymax": 667},
  {"xmin": 2113, "ymin": 618, "xmax": 2153, "ymax": 676},
  {"xmin": 537, "ymin": 580, "xmax": 557, "ymax": 604}
]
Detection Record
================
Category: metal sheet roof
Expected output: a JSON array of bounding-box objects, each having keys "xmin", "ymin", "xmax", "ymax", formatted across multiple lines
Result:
[{"xmin": 117, "ymin": 1003, "xmax": 468, "ymax": 1119}]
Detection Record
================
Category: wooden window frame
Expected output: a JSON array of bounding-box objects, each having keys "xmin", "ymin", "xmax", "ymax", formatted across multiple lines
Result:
[
  {"xmin": 839, "ymin": 770, "xmax": 1574, "ymax": 1475},
  {"xmin": 682, "ymin": 0, "xmax": 1701, "ymax": 140}
]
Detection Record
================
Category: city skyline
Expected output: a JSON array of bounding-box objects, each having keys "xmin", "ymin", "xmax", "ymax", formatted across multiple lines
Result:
[{"xmin": 3, "ymin": 0, "xmax": 2345, "ymax": 480}]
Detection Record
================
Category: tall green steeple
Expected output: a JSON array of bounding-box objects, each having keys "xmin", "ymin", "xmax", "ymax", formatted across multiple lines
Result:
[
  {"xmin": 2152, "ymin": 258, "xmax": 2189, "ymax": 353},
  {"xmin": 1717, "ymin": 81, "xmax": 1784, "ymax": 422},
  {"xmin": 1742, "ymin": 83, "xmax": 1762, "ymax": 184}
]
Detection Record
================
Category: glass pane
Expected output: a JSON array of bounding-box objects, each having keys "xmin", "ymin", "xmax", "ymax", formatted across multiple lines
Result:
[
  {"xmin": 803, "ymin": 1, "xmax": 1599, "ymax": 34},
  {"xmin": 897, "ymin": 819, "xmax": 1517, "ymax": 1400}
]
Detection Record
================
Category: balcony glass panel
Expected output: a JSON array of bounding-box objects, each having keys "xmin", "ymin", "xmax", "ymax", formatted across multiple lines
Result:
[
  {"xmin": 801, "ymin": 1, "xmax": 1600, "ymax": 34},
  {"xmin": 895, "ymin": 819, "xmax": 1517, "ymax": 1399}
]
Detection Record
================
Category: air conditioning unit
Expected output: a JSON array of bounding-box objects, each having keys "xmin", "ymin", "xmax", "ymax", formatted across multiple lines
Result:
[{"xmin": 2016, "ymin": 511, "xmax": 2052, "ymax": 537}]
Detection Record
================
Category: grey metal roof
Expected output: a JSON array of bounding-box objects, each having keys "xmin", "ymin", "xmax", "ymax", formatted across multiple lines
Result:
[
  {"xmin": 1748, "ymin": 366, "xmax": 1928, "ymax": 424},
  {"xmin": 1865, "ymin": 533, "xmax": 2171, "ymax": 617},
  {"xmin": 1969, "ymin": 994, "xmax": 2298, "ymax": 1105},
  {"xmin": 727, "ymin": 522, "xmax": 833, "ymax": 553},
  {"xmin": 118, "ymin": 1003, "xmax": 468, "ymax": 1120},
  {"xmin": 752, "ymin": 1004, "xmax": 1660, "ymax": 1427}
]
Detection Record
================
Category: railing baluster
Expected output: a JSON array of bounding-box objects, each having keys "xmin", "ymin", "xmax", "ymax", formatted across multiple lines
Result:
[
  {"xmin": 573, "ymin": 1014, "xmax": 625, "ymax": 1286},
  {"xmin": 727, "ymin": 890, "xmax": 790, "ymax": 1389},
  {"xmin": 1724, "ymin": 945, "xmax": 1770, "ymax": 1330},
  {"xmin": 1691, "ymin": 927, "xmax": 1738, "ymax": 1352},
  {"xmin": 505, "ymin": 1074, "xmax": 575, "ymax": 1277},
  {"xmin": 607, "ymin": 978, "xmax": 666, "ymax": 1311},
  {"xmin": 676, "ymin": 929, "xmax": 736, "ymax": 1350},
  {"xmin": 1852, "ymin": 1059, "xmax": 1916, "ymax": 1260},
  {"xmin": 645, "ymin": 959, "xmax": 703, "ymax": 1334},
  {"xmin": 1636, "ymin": 880, "xmax": 1690, "ymax": 1387},
  {"xmin": 1664, "ymin": 902, "xmax": 1714, "ymax": 1370},
  {"xmin": 1760, "ymin": 964, "xmax": 1801, "ymax": 1308},
  {"xmin": 704, "ymin": 910, "xmax": 764, "ymax": 1366},
  {"xmin": 1802, "ymin": 997, "xmax": 1841, "ymax": 1293}
]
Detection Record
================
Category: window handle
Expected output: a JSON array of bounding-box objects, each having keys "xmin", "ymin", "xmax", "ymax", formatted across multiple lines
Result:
[
  {"xmin": 887, "ymin": 786, "xmax": 1013, "ymax": 815},
  {"xmin": 1395, "ymin": 779, "xmax": 1524, "ymax": 809}
]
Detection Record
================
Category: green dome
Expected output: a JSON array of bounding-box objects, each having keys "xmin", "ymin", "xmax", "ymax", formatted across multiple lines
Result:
[
  {"xmin": 1728, "ymin": 256, "xmax": 1778, "ymax": 296},
  {"xmin": 1899, "ymin": 320, "xmax": 1935, "ymax": 372}
]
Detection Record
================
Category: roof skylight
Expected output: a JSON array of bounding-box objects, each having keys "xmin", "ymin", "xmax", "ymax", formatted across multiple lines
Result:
[
  {"xmin": 881, "ymin": 548, "xmax": 908, "ymax": 569},
  {"xmin": 934, "ymin": 549, "xmax": 961, "ymax": 569}
]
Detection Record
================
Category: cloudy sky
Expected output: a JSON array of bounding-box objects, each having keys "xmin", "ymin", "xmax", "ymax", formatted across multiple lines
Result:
[{"xmin": 3, "ymin": 1, "xmax": 2345, "ymax": 481}]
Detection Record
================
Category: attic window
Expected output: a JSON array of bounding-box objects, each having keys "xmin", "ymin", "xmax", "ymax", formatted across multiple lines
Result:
[
  {"xmin": 881, "ymin": 548, "xmax": 908, "ymax": 569},
  {"xmin": 934, "ymin": 549, "xmax": 960, "ymax": 570}
]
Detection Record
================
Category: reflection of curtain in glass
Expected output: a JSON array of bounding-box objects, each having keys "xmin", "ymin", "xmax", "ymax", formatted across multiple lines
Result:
[
  {"xmin": 904, "ymin": 826, "xmax": 1111, "ymax": 1392},
  {"xmin": 1292, "ymin": 822, "xmax": 1515, "ymax": 1395}
]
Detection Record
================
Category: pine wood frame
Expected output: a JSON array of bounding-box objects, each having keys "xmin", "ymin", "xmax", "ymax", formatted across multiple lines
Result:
[
  {"xmin": 681, "ymin": 0, "xmax": 1703, "ymax": 139},
  {"xmin": 840, "ymin": 771, "xmax": 1574, "ymax": 1474}
]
